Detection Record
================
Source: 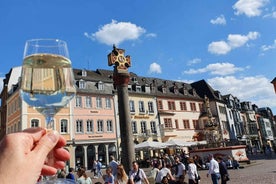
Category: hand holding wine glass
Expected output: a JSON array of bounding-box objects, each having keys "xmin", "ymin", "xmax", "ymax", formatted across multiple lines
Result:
[{"xmin": 20, "ymin": 39, "xmax": 76, "ymax": 183}]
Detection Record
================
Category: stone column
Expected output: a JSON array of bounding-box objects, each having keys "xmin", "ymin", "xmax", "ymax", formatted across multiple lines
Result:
[
  {"xmin": 108, "ymin": 46, "xmax": 134, "ymax": 173},
  {"xmin": 83, "ymin": 145, "xmax": 88, "ymax": 169},
  {"xmin": 113, "ymin": 71, "xmax": 135, "ymax": 173}
]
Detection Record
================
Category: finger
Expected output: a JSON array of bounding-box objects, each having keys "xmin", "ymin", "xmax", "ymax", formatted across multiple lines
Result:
[
  {"xmin": 55, "ymin": 135, "xmax": 67, "ymax": 148},
  {"xmin": 23, "ymin": 128, "xmax": 46, "ymax": 143},
  {"xmin": 54, "ymin": 148, "xmax": 70, "ymax": 161},
  {"xmin": 41, "ymin": 165, "xmax": 58, "ymax": 176},
  {"xmin": 32, "ymin": 130, "xmax": 59, "ymax": 159}
]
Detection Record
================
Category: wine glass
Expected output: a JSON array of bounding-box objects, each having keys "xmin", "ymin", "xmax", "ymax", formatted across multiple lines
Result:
[{"xmin": 20, "ymin": 39, "xmax": 76, "ymax": 183}]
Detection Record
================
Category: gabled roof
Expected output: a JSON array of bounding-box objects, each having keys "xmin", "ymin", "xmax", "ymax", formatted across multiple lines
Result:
[{"xmin": 191, "ymin": 79, "xmax": 223, "ymax": 102}]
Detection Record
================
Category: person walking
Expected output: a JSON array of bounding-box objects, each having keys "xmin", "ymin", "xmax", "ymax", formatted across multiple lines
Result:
[
  {"xmin": 66, "ymin": 167, "xmax": 76, "ymax": 181},
  {"xmin": 92, "ymin": 160, "xmax": 98, "ymax": 178},
  {"xmin": 187, "ymin": 157, "xmax": 199, "ymax": 184},
  {"xmin": 155, "ymin": 163, "xmax": 175, "ymax": 184},
  {"xmin": 104, "ymin": 167, "xmax": 115, "ymax": 184},
  {"xmin": 217, "ymin": 156, "xmax": 229, "ymax": 184},
  {"xmin": 109, "ymin": 155, "xmax": 119, "ymax": 178},
  {"xmin": 174, "ymin": 156, "xmax": 186, "ymax": 182},
  {"xmin": 115, "ymin": 164, "xmax": 128, "ymax": 184},
  {"xmin": 129, "ymin": 161, "xmax": 149, "ymax": 184},
  {"xmin": 77, "ymin": 167, "xmax": 92, "ymax": 184},
  {"xmin": 97, "ymin": 160, "xmax": 103, "ymax": 178},
  {"xmin": 206, "ymin": 154, "xmax": 220, "ymax": 184}
]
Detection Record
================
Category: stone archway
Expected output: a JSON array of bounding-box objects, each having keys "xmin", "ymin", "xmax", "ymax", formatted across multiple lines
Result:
[
  {"xmin": 75, "ymin": 146, "xmax": 84, "ymax": 168},
  {"xmin": 87, "ymin": 145, "xmax": 96, "ymax": 170}
]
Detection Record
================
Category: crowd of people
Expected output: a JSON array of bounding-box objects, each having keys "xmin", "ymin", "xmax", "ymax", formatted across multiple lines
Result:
[{"xmin": 0, "ymin": 128, "xmax": 237, "ymax": 184}]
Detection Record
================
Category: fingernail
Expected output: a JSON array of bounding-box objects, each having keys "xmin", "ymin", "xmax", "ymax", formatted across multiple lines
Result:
[{"xmin": 47, "ymin": 130, "xmax": 59, "ymax": 143}]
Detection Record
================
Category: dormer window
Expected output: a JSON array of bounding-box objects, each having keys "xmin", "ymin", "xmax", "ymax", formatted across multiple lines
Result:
[
  {"xmin": 81, "ymin": 69, "xmax": 87, "ymax": 77},
  {"xmin": 136, "ymin": 85, "xmax": 141, "ymax": 92},
  {"xmin": 132, "ymin": 77, "xmax": 138, "ymax": 83},
  {"xmin": 162, "ymin": 86, "xmax": 167, "ymax": 93},
  {"xmin": 98, "ymin": 81, "xmax": 104, "ymax": 90},
  {"xmin": 79, "ymin": 79, "xmax": 86, "ymax": 89}
]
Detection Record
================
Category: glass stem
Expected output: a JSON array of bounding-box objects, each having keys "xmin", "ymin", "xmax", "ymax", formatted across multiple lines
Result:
[{"xmin": 46, "ymin": 116, "xmax": 54, "ymax": 129}]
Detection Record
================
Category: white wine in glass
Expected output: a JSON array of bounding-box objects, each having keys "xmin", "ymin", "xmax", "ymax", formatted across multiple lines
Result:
[
  {"xmin": 20, "ymin": 39, "xmax": 76, "ymax": 183},
  {"xmin": 21, "ymin": 39, "xmax": 76, "ymax": 128}
]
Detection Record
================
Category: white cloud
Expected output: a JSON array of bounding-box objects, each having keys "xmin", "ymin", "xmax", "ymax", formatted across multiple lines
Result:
[
  {"xmin": 84, "ymin": 20, "xmax": 146, "ymax": 46},
  {"xmin": 208, "ymin": 41, "xmax": 231, "ymax": 55},
  {"xmin": 183, "ymin": 62, "xmax": 244, "ymax": 76},
  {"xmin": 261, "ymin": 39, "xmax": 276, "ymax": 51},
  {"xmin": 207, "ymin": 75, "xmax": 276, "ymax": 111},
  {"xmin": 145, "ymin": 33, "xmax": 157, "ymax": 38},
  {"xmin": 208, "ymin": 32, "xmax": 260, "ymax": 55},
  {"xmin": 210, "ymin": 15, "xmax": 226, "ymax": 25},
  {"xmin": 233, "ymin": 0, "xmax": 268, "ymax": 17},
  {"xmin": 149, "ymin": 62, "xmax": 162, "ymax": 74},
  {"xmin": 187, "ymin": 58, "xmax": 201, "ymax": 66}
]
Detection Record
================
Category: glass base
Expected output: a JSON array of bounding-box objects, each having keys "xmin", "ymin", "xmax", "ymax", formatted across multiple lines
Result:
[{"xmin": 37, "ymin": 178, "xmax": 76, "ymax": 184}]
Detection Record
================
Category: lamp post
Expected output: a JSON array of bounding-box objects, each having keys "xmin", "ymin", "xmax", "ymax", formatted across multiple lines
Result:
[{"xmin": 108, "ymin": 45, "xmax": 134, "ymax": 173}]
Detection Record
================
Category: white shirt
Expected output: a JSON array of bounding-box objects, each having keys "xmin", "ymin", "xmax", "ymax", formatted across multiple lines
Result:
[
  {"xmin": 176, "ymin": 162, "xmax": 186, "ymax": 177},
  {"xmin": 155, "ymin": 167, "xmax": 171, "ymax": 183},
  {"xmin": 187, "ymin": 163, "xmax": 198, "ymax": 180},
  {"xmin": 208, "ymin": 158, "xmax": 220, "ymax": 174},
  {"xmin": 129, "ymin": 168, "xmax": 147, "ymax": 184}
]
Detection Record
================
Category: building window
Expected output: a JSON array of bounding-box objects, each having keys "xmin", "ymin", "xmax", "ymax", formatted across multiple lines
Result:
[
  {"xmin": 164, "ymin": 118, "xmax": 173, "ymax": 128},
  {"xmin": 175, "ymin": 119, "xmax": 179, "ymax": 129},
  {"xmin": 136, "ymin": 85, "xmax": 141, "ymax": 92},
  {"xmin": 85, "ymin": 96, "xmax": 92, "ymax": 108},
  {"xmin": 150, "ymin": 121, "xmax": 157, "ymax": 134},
  {"xmin": 79, "ymin": 80, "xmax": 86, "ymax": 89},
  {"xmin": 106, "ymin": 97, "xmax": 111, "ymax": 109},
  {"xmin": 97, "ymin": 120, "xmax": 103, "ymax": 132},
  {"xmin": 141, "ymin": 121, "xmax": 147, "ymax": 133},
  {"xmin": 60, "ymin": 119, "xmax": 68, "ymax": 133},
  {"xmin": 87, "ymin": 120, "xmax": 93, "ymax": 133},
  {"xmin": 132, "ymin": 121, "xmax": 137, "ymax": 134},
  {"xmin": 193, "ymin": 120, "xmax": 199, "ymax": 129},
  {"xmin": 180, "ymin": 102, "xmax": 187, "ymax": 111},
  {"xmin": 199, "ymin": 103, "xmax": 204, "ymax": 112},
  {"xmin": 157, "ymin": 100, "xmax": 163, "ymax": 110},
  {"xmin": 168, "ymin": 101, "xmax": 176, "ymax": 110},
  {"xmin": 76, "ymin": 120, "xmax": 83, "ymax": 133},
  {"xmin": 183, "ymin": 119, "xmax": 190, "ymax": 129},
  {"xmin": 129, "ymin": 100, "xmax": 135, "ymax": 113},
  {"xmin": 190, "ymin": 102, "xmax": 196, "ymax": 111},
  {"xmin": 139, "ymin": 101, "xmax": 145, "ymax": 113},
  {"xmin": 81, "ymin": 69, "xmax": 87, "ymax": 76},
  {"xmin": 148, "ymin": 101, "xmax": 154, "ymax": 113},
  {"xmin": 106, "ymin": 120, "xmax": 113, "ymax": 132},
  {"xmin": 31, "ymin": 119, "xmax": 39, "ymax": 127},
  {"xmin": 96, "ymin": 97, "xmax": 102, "ymax": 108},
  {"xmin": 76, "ymin": 96, "xmax": 82, "ymax": 107},
  {"xmin": 98, "ymin": 81, "xmax": 104, "ymax": 90}
]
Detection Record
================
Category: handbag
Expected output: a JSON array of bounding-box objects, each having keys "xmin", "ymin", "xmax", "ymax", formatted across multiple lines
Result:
[
  {"xmin": 223, "ymin": 174, "xmax": 230, "ymax": 181},
  {"xmin": 195, "ymin": 174, "xmax": 201, "ymax": 180}
]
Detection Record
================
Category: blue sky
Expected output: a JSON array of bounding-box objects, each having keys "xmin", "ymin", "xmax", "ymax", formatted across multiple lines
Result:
[{"xmin": 1, "ymin": 0, "xmax": 276, "ymax": 113}]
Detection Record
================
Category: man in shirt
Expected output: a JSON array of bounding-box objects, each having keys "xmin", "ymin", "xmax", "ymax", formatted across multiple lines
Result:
[
  {"xmin": 206, "ymin": 154, "xmax": 220, "ymax": 184},
  {"xmin": 109, "ymin": 155, "xmax": 119, "ymax": 178},
  {"xmin": 174, "ymin": 156, "xmax": 186, "ymax": 182}
]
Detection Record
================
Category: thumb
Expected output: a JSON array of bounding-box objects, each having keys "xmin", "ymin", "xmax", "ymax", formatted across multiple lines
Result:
[{"xmin": 33, "ymin": 130, "xmax": 59, "ymax": 158}]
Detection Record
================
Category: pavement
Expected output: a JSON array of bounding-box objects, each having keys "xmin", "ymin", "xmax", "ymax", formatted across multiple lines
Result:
[{"xmin": 86, "ymin": 152, "xmax": 276, "ymax": 184}]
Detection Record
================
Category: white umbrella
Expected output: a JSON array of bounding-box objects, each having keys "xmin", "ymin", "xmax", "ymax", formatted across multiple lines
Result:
[
  {"xmin": 165, "ymin": 139, "xmax": 195, "ymax": 147},
  {"xmin": 134, "ymin": 141, "xmax": 169, "ymax": 150}
]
